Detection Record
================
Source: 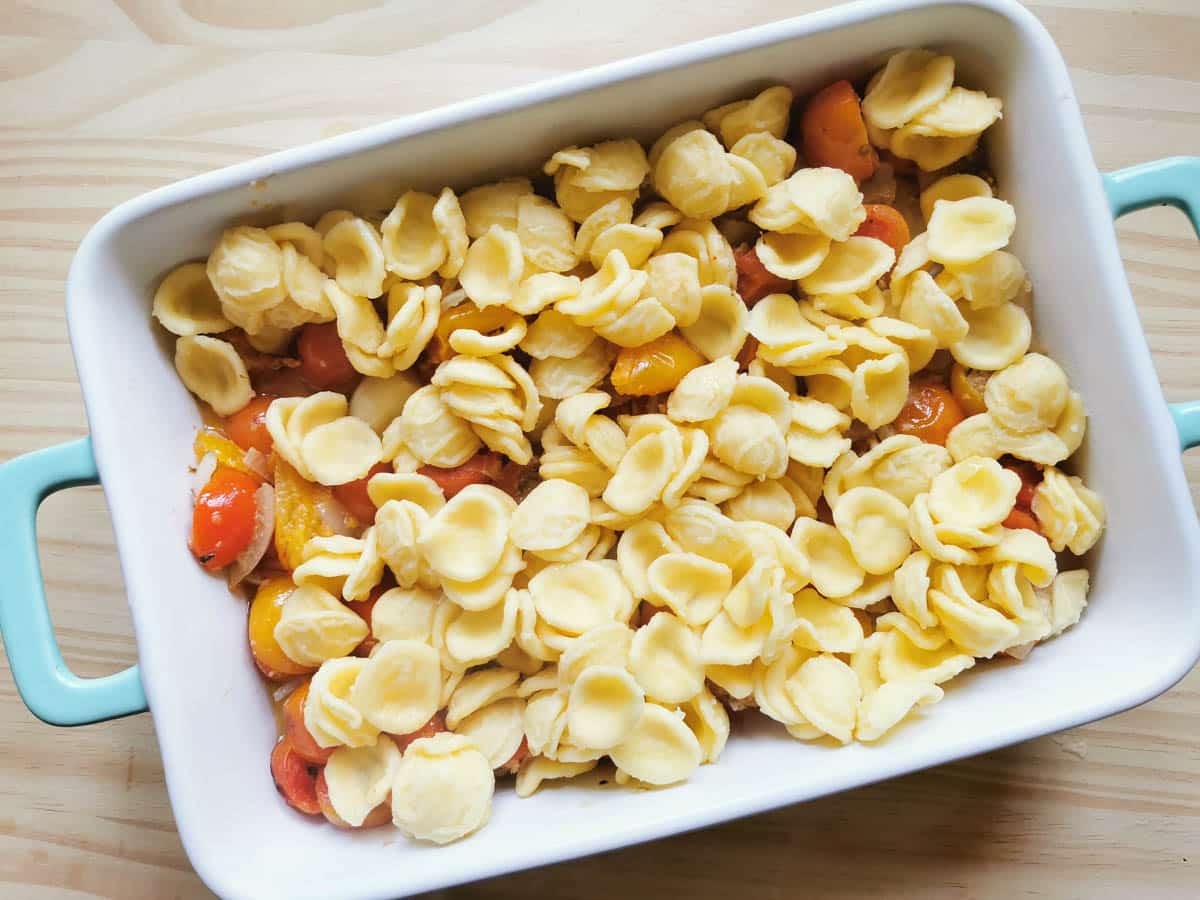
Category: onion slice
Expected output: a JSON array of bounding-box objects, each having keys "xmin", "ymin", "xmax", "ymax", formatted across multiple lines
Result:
[
  {"xmin": 191, "ymin": 451, "xmax": 218, "ymax": 499},
  {"xmin": 1002, "ymin": 641, "xmax": 1036, "ymax": 661},
  {"xmin": 228, "ymin": 483, "xmax": 275, "ymax": 588},
  {"xmin": 243, "ymin": 447, "xmax": 272, "ymax": 482}
]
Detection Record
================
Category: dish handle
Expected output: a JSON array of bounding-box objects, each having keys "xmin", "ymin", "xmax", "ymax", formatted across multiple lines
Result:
[
  {"xmin": 1104, "ymin": 156, "xmax": 1200, "ymax": 450},
  {"xmin": 0, "ymin": 437, "xmax": 148, "ymax": 724}
]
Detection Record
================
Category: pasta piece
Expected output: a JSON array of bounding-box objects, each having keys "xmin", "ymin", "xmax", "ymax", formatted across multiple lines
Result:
[
  {"xmin": 566, "ymin": 666, "xmax": 645, "ymax": 750},
  {"xmin": 704, "ymin": 85, "xmax": 793, "ymax": 148},
  {"xmin": 511, "ymin": 478, "xmax": 592, "ymax": 552},
  {"xmin": 646, "ymin": 552, "xmax": 732, "ymax": 627},
  {"xmin": 791, "ymin": 518, "xmax": 866, "ymax": 598},
  {"xmin": 528, "ymin": 560, "xmax": 634, "ymax": 636},
  {"xmin": 460, "ymin": 226, "xmax": 524, "ymax": 308},
  {"xmin": 908, "ymin": 87, "xmax": 1002, "ymax": 138},
  {"xmin": 750, "ymin": 167, "xmax": 866, "ymax": 241},
  {"xmin": 391, "ymin": 733, "xmax": 494, "ymax": 844},
  {"xmin": 324, "ymin": 217, "xmax": 387, "ymax": 299},
  {"xmin": 420, "ymin": 484, "xmax": 515, "ymax": 585},
  {"xmin": 460, "ymin": 178, "xmax": 533, "ymax": 238},
  {"xmin": 629, "ymin": 612, "xmax": 704, "ymax": 704},
  {"xmin": 928, "ymin": 457, "xmax": 1020, "ymax": 530},
  {"xmin": 730, "ymin": 132, "xmax": 796, "ymax": 186},
  {"xmin": 153, "ymin": 262, "xmax": 230, "ymax": 335},
  {"xmin": 274, "ymin": 584, "xmax": 368, "ymax": 667},
  {"xmin": 755, "ymin": 231, "xmax": 831, "ymax": 280},
  {"xmin": 653, "ymin": 128, "xmax": 734, "ymax": 219},
  {"xmin": 983, "ymin": 353, "xmax": 1069, "ymax": 433},
  {"xmin": 1031, "ymin": 468, "xmax": 1106, "ymax": 555},
  {"xmin": 919, "ymin": 173, "xmax": 992, "ymax": 222},
  {"xmin": 862, "ymin": 49, "xmax": 955, "ymax": 130},
  {"xmin": 517, "ymin": 194, "xmax": 578, "ymax": 273},
  {"xmin": 927, "ymin": 197, "xmax": 1016, "ymax": 266},
  {"xmin": 950, "ymin": 301, "xmax": 1031, "ymax": 371},
  {"xmin": 174, "ymin": 335, "xmax": 252, "ymax": 416},
  {"xmin": 323, "ymin": 738, "xmax": 402, "ymax": 827},
  {"xmin": 832, "ymin": 486, "xmax": 912, "ymax": 575},
  {"xmin": 304, "ymin": 657, "xmax": 379, "ymax": 749},
  {"xmin": 515, "ymin": 757, "xmax": 597, "ymax": 798},
  {"xmin": 799, "ymin": 236, "xmax": 895, "ymax": 296},
  {"xmin": 609, "ymin": 704, "xmax": 702, "ymax": 786},
  {"xmin": 380, "ymin": 191, "xmax": 447, "ymax": 280},
  {"xmin": 350, "ymin": 372, "xmax": 420, "ymax": 433},
  {"xmin": 680, "ymin": 285, "xmax": 749, "ymax": 361},
  {"xmin": 786, "ymin": 655, "xmax": 861, "ymax": 744}
]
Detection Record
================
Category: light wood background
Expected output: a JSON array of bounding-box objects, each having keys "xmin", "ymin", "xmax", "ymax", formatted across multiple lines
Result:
[{"xmin": 1, "ymin": 1, "xmax": 1198, "ymax": 898}]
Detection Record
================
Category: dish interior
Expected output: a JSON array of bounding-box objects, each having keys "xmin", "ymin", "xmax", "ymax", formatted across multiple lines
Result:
[{"xmin": 65, "ymin": 2, "xmax": 1200, "ymax": 898}]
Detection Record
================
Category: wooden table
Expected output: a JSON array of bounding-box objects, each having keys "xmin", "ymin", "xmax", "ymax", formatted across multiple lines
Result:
[{"xmin": 1, "ymin": 1, "xmax": 1198, "ymax": 897}]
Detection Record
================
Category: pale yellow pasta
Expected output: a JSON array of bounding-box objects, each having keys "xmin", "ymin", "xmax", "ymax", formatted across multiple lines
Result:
[
  {"xmin": 790, "ymin": 518, "xmax": 865, "ymax": 598},
  {"xmin": 908, "ymin": 87, "xmax": 1002, "ymax": 138},
  {"xmin": 207, "ymin": 225, "xmax": 286, "ymax": 315},
  {"xmin": 799, "ymin": 236, "xmax": 895, "ymax": 296},
  {"xmin": 653, "ymin": 128, "xmax": 734, "ymax": 219},
  {"xmin": 950, "ymin": 250, "xmax": 1027, "ymax": 310},
  {"xmin": 324, "ymin": 738, "xmax": 402, "ymax": 827},
  {"xmin": 557, "ymin": 249, "xmax": 645, "ymax": 326},
  {"xmin": 432, "ymin": 353, "xmax": 540, "ymax": 464},
  {"xmin": 658, "ymin": 218, "xmax": 736, "ymax": 288},
  {"xmin": 1031, "ymin": 467, "xmax": 1106, "ymax": 555},
  {"xmin": 856, "ymin": 680, "xmax": 944, "ymax": 742},
  {"xmin": 515, "ymin": 757, "xmax": 597, "ymax": 798},
  {"xmin": 350, "ymin": 372, "xmax": 421, "ymax": 433},
  {"xmin": 304, "ymin": 657, "xmax": 379, "ymax": 749},
  {"xmin": 832, "ymin": 486, "xmax": 912, "ymax": 575},
  {"xmin": 704, "ymin": 86, "xmax": 793, "ymax": 148},
  {"xmin": 302, "ymin": 415, "xmax": 383, "ymax": 486},
  {"xmin": 680, "ymin": 284, "xmax": 748, "ymax": 361},
  {"xmin": 628, "ymin": 612, "xmax": 704, "ymax": 704},
  {"xmin": 723, "ymin": 478, "xmax": 800, "ymax": 531},
  {"xmin": 927, "ymin": 197, "xmax": 1016, "ymax": 266},
  {"xmin": 511, "ymin": 478, "xmax": 592, "ymax": 552},
  {"xmin": 517, "ymin": 194, "xmax": 578, "ymax": 273},
  {"xmin": 274, "ymin": 584, "xmax": 368, "ymax": 667},
  {"xmin": 950, "ymin": 301, "xmax": 1031, "ymax": 371},
  {"xmin": 643, "ymin": 252, "xmax": 702, "ymax": 327},
  {"xmin": 420, "ymin": 483, "xmax": 514, "ymax": 585},
  {"xmin": 457, "ymin": 697, "xmax": 526, "ymax": 770},
  {"xmin": 381, "ymin": 190, "xmax": 447, "ymax": 280},
  {"xmin": 928, "ymin": 457, "xmax": 1020, "ymax": 530},
  {"xmin": 446, "ymin": 668, "xmax": 521, "ymax": 729},
  {"xmin": 609, "ymin": 703, "xmax": 702, "ymax": 786},
  {"xmin": 890, "ymin": 129, "xmax": 979, "ymax": 172},
  {"xmin": 370, "ymin": 587, "xmax": 441, "ymax": 644},
  {"xmin": 529, "ymin": 560, "xmax": 633, "ymax": 636},
  {"xmin": 787, "ymin": 396, "xmax": 853, "ymax": 468},
  {"xmin": 755, "ymin": 231, "xmax": 831, "ymax": 280},
  {"xmin": 442, "ymin": 589, "xmax": 521, "ymax": 668},
  {"xmin": 460, "ymin": 226, "xmax": 524, "ymax": 308},
  {"xmin": 173, "ymin": 335, "xmax": 252, "ymax": 416},
  {"xmin": 594, "ymin": 296, "xmax": 675, "ymax": 348},
  {"xmin": 851, "ymin": 352, "xmax": 910, "ymax": 430},
  {"xmin": 945, "ymin": 411, "xmax": 1069, "ymax": 466},
  {"xmin": 324, "ymin": 216, "xmax": 387, "ymax": 299},
  {"xmin": 391, "ymin": 733, "xmax": 494, "ymax": 844},
  {"xmin": 919, "ymin": 173, "xmax": 992, "ymax": 221},
  {"xmin": 565, "ymin": 665, "xmax": 645, "ymax": 750},
  {"xmin": 154, "ymin": 262, "xmax": 230, "ymax": 336},
  {"xmin": 750, "ymin": 167, "xmax": 866, "ymax": 241},
  {"xmin": 348, "ymin": 639, "xmax": 442, "ymax": 736},
  {"xmin": 984, "ymin": 353, "xmax": 1069, "ymax": 433},
  {"xmin": 730, "ymin": 132, "xmax": 796, "ymax": 186},
  {"xmin": 383, "ymin": 384, "xmax": 480, "ymax": 469},
  {"xmin": 616, "ymin": 520, "xmax": 680, "ymax": 599},
  {"xmin": 459, "ymin": 178, "xmax": 533, "ymax": 238},
  {"xmin": 899, "ymin": 270, "xmax": 969, "ymax": 346},
  {"xmin": 861, "ymin": 49, "xmax": 955, "ymax": 131},
  {"xmin": 646, "ymin": 552, "xmax": 732, "ymax": 626}
]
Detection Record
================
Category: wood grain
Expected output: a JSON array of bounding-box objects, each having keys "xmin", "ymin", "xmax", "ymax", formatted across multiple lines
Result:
[{"xmin": 1, "ymin": 2, "xmax": 1198, "ymax": 898}]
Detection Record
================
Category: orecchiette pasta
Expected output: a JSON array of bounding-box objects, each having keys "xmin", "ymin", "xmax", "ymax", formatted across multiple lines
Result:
[{"xmin": 163, "ymin": 46, "xmax": 1104, "ymax": 847}]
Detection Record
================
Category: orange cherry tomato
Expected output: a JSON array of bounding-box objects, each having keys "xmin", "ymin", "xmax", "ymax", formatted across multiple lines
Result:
[
  {"xmin": 297, "ymin": 322, "xmax": 359, "ymax": 392},
  {"xmin": 270, "ymin": 738, "xmax": 321, "ymax": 816},
  {"xmin": 892, "ymin": 382, "xmax": 966, "ymax": 446},
  {"xmin": 283, "ymin": 682, "xmax": 333, "ymax": 765},
  {"xmin": 611, "ymin": 332, "xmax": 706, "ymax": 397},
  {"xmin": 331, "ymin": 462, "xmax": 392, "ymax": 524},
  {"xmin": 314, "ymin": 768, "xmax": 392, "ymax": 829},
  {"xmin": 950, "ymin": 363, "xmax": 989, "ymax": 417},
  {"xmin": 800, "ymin": 79, "xmax": 877, "ymax": 183},
  {"xmin": 854, "ymin": 204, "xmax": 911, "ymax": 256},
  {"xmin": 431, "ymin": 303, "xmax": 518, "ymax": 361},
  {"xmin": 189, "ymin": 466, "xmax": 260, "ymax": 571},
  {"xmin": 392, "ymin": 712, "xmax": 447, "ymax": 753},
  {"xmin": 734, "ymin": 246, "xmax": 792, "ymax": 305},
  {"xmin": 248, "ymin": 577, "xmax": 314, "ymax": 681},
  {"xmin": 418, "ymin": 452, "xmax": 504, "ymax": 500},
  {"xmin": 1002, "ymin": 507, "xmax": 1042, "ymax": 535},
  {"xmin": 224, "ymin": 395, "xmax": 276, "ymax": 455}
]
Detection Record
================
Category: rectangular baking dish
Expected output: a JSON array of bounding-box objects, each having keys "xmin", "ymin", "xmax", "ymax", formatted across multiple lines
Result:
[{"xmin": 2, "ymin": 1, "xmax": 1199, "ymax": 898}]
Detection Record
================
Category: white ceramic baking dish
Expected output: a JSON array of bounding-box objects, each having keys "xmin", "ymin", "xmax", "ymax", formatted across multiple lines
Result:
[{"xmin": 2, "ymin": 0, "xmax": 1199, "ymax": 897}]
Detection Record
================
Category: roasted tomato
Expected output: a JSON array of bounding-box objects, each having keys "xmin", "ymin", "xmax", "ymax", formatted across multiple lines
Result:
[
  {"xmin": 892, "ymin": 382, "xmax": 966, "ymax": 446},
  {"xmin": 282, "ymin": 682, "xmax": 333, "ymax": 765},
  {"xmin": 854, "ymin": 204, "xmax": 911, "ymax": 256},
  {"xmin": 799, "ymin": 79, "xmax": 877, "ymax": 183},
  {"xmin": 392, "ymin": 712, "xmax": 447, "ymax": 753},
  {"xmin": 225, "ymin": 395, "xmax": 276, "ymax": 455},
  {"xmin": 734, "ymin": 246, "xmax": 792, "ymax": 305},
  {"xmin": 270, "ymin": 738, "xmax": 321, "ymax": 816},
  {"xmin": 248, "ymin": 576, "xmax": 314, "ymax": 681},
  {"xmin": 332, "ymin": 462, "xmax": 392, "ymax": 524},
  {"xmin": 297, "ymin": 322, "xmax": 359, "ymax": 392},
  {"xmin": 418, "ymin": 452, "xmax": 505, "ymax": 500},
  {"xmin": 190, "ymin": 466, "xmax": 259, "ymax": 570},
  {"xmin": 611, "ymin": 333, "xmax": 706, "ymax": 397}
]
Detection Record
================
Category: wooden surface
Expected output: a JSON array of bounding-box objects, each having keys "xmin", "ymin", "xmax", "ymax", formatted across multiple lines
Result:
[{"xmin": 1, "ymin": 1, "xmax": 1198, "ymax": 897}]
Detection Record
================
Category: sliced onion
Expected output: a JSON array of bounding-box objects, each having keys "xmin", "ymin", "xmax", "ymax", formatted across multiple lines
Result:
[
  {"xmin": 243, "ymin": 447, "xmax": 272, "ymax": 482},
  {"xmin": 1003, "ymin": 641, "xmax": 1036, "ymax": 661},
  {"xmin": 315, "ymin": 492, "xmax": 359, "ymax": 536},
  {"xmin": 272, "ymin": 676, "xmax": 306, "ymax": 703},
  {"xmin": 228, "ymin": 483, "xmax": 275, "ymax": 588},
  {"xmin": 191, "ymin": 451, "xmax": 218, "ymax": 498}
]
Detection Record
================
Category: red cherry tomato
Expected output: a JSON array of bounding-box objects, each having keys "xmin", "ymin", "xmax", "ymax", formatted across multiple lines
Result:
[
  {"xmin": 331, "ymin": 462, "xmax": 391, "ymax": 524},
  {"xmin": 1002, "ymin": 507, "xmax": 1042, "ymax": 535},
  {"xmin": 298, "ymin": 322, "xmax": 359, "ymax": 392},
  {"xmin": 392, "ymin": 712, "xmax": 447, "ymax": 753},
  {"xmin": 1003, "ymin": 459, "xmax": 1043, "ymax": 510},
  {"xmin": 734, "ymin": 247, "xmax": 792, "ymax": 306},
  {"xmin": 282, "ymin": 682, "xmax": 333, "ymax": 766},
  {"xmin": 417, "ymin": 452, "xmax": 505, "ymax": 500},
  {"xmin": 270, "ymin": 738, "xmax": 321, "ymax": 816},
  {"xmin": 189, "ymin": 466, "xmax": 259, "ymax": 570},
  {"xmin": 225, "ymin": 395, "xmax": 276, "ymax": 455}
]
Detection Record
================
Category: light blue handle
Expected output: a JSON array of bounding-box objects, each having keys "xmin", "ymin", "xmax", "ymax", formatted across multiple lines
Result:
[
  {"xmin": 0, "ymin": 438, "xmax": 147, "ymax": 725},
  {"xmin": 1104, "ymin": 157, "xmax": 1200, "ymax": 451}
]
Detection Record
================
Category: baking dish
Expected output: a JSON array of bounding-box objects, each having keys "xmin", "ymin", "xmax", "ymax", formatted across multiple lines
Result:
[{"xmin": 1, "ymin": 0, "xmax": 1198, "ymax": 896}]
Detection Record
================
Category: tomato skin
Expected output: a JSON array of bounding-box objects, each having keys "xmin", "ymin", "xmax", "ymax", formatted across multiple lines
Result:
[
  {"xmin": 892, "ymin": 382, "xmax": 966, "ymax": 446},
  {"xmin": 497, "ymin": 736, "xmax": 530, "ymax": 775},
  {"xmin": 225, "ymin": 396, "xmax": 276, "ymax": 454},
  {"xmin": 347, "ymin": 588, "xmax": 385, "ymax": 658},
  {"xmin": 611, "ymin": 333, "xmax": 706, "ymax": 397},
  {"xmin": 297, "ymin": 322, "xmax": 359, "ymax": 392},
  {"xmin": 189, "ymin": 466, "xmax": 260, "ymax": 570},
  {"xmin": 800, "ymin": 79, "xmax": 877, "ymax": 183},
  {"xmin": 392, "ymin": 712, "xmax": 447, "ymax": 753},
  {"xmin": 332, "ymin": 462, "xmax": 391, "ymax": 524},
  {"xmin": 248, "ymin": 576, "xmax": 314, "ymax": 681},
  {"xmin": 270, "ymin": 738, "xmax": 321, "ymax": 816},
  {"xmin": 1002, "ymin": 507, "xmax": 1042, "ymax": 534},
  {"xmin": 854, "ymin": 204, "xmax": 911, "ymax": 256},
  {"xmin": 734, "ymin": 247, "xmax": 792, "ymax": 305},
  {"xmin": 418, "ymin": 452, "xmax": 504, "ymax": 500},
  {"xmin": 1003, "ymin": 459, "xmax": 1043, "ymax": 510},
  {"xmin": 283, "ymin": 682, "xmax": 333, "ymax": 765}
]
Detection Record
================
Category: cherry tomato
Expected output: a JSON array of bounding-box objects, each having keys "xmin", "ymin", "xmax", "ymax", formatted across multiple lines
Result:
[
  {"xmin": 270, "ymin": 738, "xmax": 321, "ymax": 816},
  {"xmin": 611, "ymin": 332, "xmax": 706, "ymax": 397},
  {"xmin": 950, "ymin": 363, "xmax": 989, "ymax": 417},
  {"xmin": 331, "ymin": 462, "xmax": 392, "ymax": 524},
  {"xmin": 283, "ymin": 682, "xmax": 333, "ymax": 765},
  {"xmin": 248, "ymin": 576, "xmax": 314, "ymax": 681},
  {"xmin": 734, "ymin": 247, "xmax": 792, "ymax": 305},
  {"xmin": 892, "ymin": 382, "xmax": 966, "ymax": 446},
  {"xmin": 225, "ymin": 395, "xmax": 276, "ymax": 455},
  {"xmin": 1002, "ymin": 507, "xmax": 1042, "ymax": 534},
  {"xmin": 497, "ymin": 736, "xmax": 530, "ymax": 775},
  {"xmin": 392, "ymin": 712, "xmax": 447, "ymax": 753},
  {"xmin": 1003, "ymin": 459, "xmax": 1043, "ymax": 509},
  {"xmin": 347, "ymin": 588, "xmax": 385, "ymax": 658},
  {"xmin": 418, "ymin": 452, "xmax": 504, "ymax": 500},
  {"xmin": 854, "ymin": 204, "xmax": 911, "ymax": 256},
  {"xmin": 799, "ymin": 79, "xmax": 877, "ymax": 183},
  {"xmin": 190, "ymin": 466, "xmax": 260, "ymax": 571},
  {"xmin": 314, "ymin": 768, "xmax": 392, "ymax": 829},
  {"xmin": 252, "ymin": 367, "xmax": 311, "ymax": 398},
  {"xmin": 298, "ymin": 322, "xmax": 359, "ymax": 392}
]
